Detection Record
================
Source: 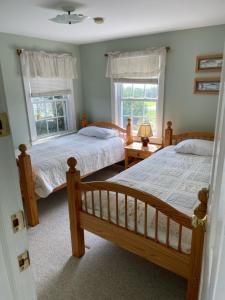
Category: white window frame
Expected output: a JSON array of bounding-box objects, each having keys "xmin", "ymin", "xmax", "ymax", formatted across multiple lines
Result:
[
  {"xmin": 23, "ymin": 77, "xmax": 76, "ymax": 144},
  {"xmin": 111, "ymin": 70, "xmax": 165, "ymax": 144}
]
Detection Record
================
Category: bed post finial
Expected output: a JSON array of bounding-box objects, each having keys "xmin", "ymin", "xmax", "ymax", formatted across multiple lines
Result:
[
  {"xmin": 67, "ymin": 157, "xmax": 77, "ymax": 173},
  {"xmin": 164, "ymin": 121, "xmax": 173, "ymax": 147},
  {"xmin": 167, "ymin": 121, "xmax": 172, "ymax": 129},
  {"xmin": 81, "ymin": 113, "xmax": 87, "ymax": 128},
  {"xmin": 194, "ymin": 188, "xmax": 208, "ymax": 220},
  {"xmin": 126, "ymin": 117, "xmax": 133, "ymax": 145},
  {"xmin": 66, "ymin": 157, "xmax": 85, "ymax": 258},
  {"xmin": 18, "ymin": 144, "xmax": 27, "ymax": 155}
]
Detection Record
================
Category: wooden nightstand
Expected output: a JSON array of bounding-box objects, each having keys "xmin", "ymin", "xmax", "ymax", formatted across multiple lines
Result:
[{"xmin": 124, "ymin": 142, "xmax": 162, "ymax": 169}]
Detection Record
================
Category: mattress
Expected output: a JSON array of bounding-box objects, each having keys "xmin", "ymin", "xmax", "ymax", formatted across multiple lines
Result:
[
  {"xmin": 83, "ymin": 146, "xmax": 212, "ymax": 253},
  {"xmin": 29, "ymin": 133, "xmax": 125, "ymax": 198}
]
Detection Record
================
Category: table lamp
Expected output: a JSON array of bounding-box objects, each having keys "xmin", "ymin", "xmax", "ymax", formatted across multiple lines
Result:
[{"xmin": 137, "ymin": 123, "xmax": 153, "ymax": 147}]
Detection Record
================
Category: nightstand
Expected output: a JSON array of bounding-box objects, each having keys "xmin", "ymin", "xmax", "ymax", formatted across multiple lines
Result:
[{"xmin": 124, "ymin": 142, "xmax": 162, "ymax": 169}]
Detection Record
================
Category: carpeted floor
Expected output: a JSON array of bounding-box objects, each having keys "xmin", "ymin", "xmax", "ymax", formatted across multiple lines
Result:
[{"xmin": 28, "ymin": 164, "xmax": 186, "ymax": 300}]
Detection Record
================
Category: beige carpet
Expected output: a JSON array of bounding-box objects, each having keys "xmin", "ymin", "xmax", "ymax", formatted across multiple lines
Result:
[{"xmin": 28, "ymin": 164, "xmax": 186, "ymax": 300}]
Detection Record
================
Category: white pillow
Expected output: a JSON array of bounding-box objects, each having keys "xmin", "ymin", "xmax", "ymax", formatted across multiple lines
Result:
[
  {"xmin": 174, "ymin": 139, "xmax": 214, "ymax": 156},
  {"xmin": 78, "ymin": 126, "xmax": 117, "ymax": 139}
]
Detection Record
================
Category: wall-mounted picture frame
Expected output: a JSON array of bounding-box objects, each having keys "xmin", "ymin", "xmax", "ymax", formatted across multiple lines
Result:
[
  {"xmin": 196, "ymin": 54, "xmax": 223, "ymax": 73},
  {"xmin": 193, "ymin": 78, "xmax": 220, "ymax": 95}
]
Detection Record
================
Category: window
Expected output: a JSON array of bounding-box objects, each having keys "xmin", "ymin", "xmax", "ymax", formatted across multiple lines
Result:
[
  {"xmin": 31, "ymin": 95, "xmax": 69, "ymax": 137},
  {"xmin": 115, "ymin": 82, "xmax": 159, "ymax": 134},
  {"xmin": 107, "ymin": 48, "xmax": 166, "ymax": 142},
  {"xmin": 20, "ymin": 50, "xmax": 77, "ymax": 143},
  {"xmin": 23, "ymin": 77, "xmax": 76, "ymax": 142}
]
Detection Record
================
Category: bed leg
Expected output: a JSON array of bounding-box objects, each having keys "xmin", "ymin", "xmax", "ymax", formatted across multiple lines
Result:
[
  {"xmin": 187, "ymin": 188, "xmax": 208, "ymax": 300},
  {"xmin": 187, "ymin": 227, "xmax": 205, "ymax": 300},
  {"xmin": 164, "ymin": 121, "xmax": 173, "ymax": 147},
  {"xmin": 18, "ymin": 144, "xmax": 39, "ymax": 226},
  {"xmin": 67, "ymin": 157, "xmax": 85, "ymax": 257},
  {"xmin": 126, "ymin": 117, "xmax": 133, "ymax": 145}
]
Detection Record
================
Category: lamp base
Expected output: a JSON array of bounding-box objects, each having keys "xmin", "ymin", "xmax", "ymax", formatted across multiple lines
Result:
[{"xmin": 141, "ymin": 137, "xmax": 149, "ymax": 147}]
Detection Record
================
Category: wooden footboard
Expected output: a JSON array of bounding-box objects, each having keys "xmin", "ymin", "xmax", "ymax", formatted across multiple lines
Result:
[{"xmin": 66, "ymin": 157, "xmax": 208, "ymax": 300}]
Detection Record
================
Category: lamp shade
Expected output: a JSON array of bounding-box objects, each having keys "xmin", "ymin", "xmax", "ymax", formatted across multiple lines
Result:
[{"xmin": 137, "ymin": 124, "xmax": 153, "ymax": 138}]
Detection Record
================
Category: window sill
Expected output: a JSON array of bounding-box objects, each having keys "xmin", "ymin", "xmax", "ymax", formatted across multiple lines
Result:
[{"xmin": 31, "ymin": 130, "xmax": 77, "ymax": 145}]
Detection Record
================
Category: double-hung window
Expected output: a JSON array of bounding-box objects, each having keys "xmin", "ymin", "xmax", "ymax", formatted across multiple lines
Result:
[
  {"xmin": 20, "ymin": 50, "xmax": 77, "ymax": 142},
  {"xmin": 107, "ymin": 48, "xmax": 166, "ymax": 143},
  {"xmin": 25, "ymin": 77, "xmax": 75, "ymax": 141},
  {"xmin": 31, "ymin": 95, "xmax": 69, "ymax": 137},
  {"xmin": 115, "ymin": 80, "xmax": 159, "ymax": 134}
]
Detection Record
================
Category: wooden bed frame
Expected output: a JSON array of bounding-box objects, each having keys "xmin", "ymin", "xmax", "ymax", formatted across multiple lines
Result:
[
  {"xmin": 17, "ymin": 114, "xmax": 133, "ymax": 227},
  {"xmin": 66, "ymin": 121, "xmax": 214, "ymax": 300}
]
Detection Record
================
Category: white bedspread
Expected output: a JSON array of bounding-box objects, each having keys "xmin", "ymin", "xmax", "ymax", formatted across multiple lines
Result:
[
  {"xmin": 110, "ymin": 146, "xmax": 212, "ymax": 216},
  {"xmin": 83, "ymin": 146, "xmax": 212, "ymax": 253},
  {"xmin": 29, "ymin": 134, "xmax": 124, "ymax": 198}
]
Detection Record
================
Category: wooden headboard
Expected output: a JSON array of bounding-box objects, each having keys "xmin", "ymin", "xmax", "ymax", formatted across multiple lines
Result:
[
  {"xmin": 164, "ymin": 121, "xmax": 214, "ymax": 146},
  {"xmin": 80, "ymin": 113, "xmax": 133, "ymax": 145}
]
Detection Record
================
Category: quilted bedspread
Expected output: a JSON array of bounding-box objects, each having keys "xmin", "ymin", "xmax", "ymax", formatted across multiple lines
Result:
[
  {"xmin": 83, "ymin": 146, "xmax": 212, "ymax": 253},
  {"xmin": 29, "ymin": 133, "xmax": 124, "ymax": 198}
]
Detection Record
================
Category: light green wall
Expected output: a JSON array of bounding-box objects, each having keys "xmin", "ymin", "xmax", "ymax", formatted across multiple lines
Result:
[
  {"xmin": 0, "ymin": 32, "xmax": 82, "ymax": 148},
  {"xmin": 80, "ymin": 25, "xmax": 225, "ymax": 133},
  {"xmin": 1, "ymin": 25, "xmax": 225, "ymax": 147}
]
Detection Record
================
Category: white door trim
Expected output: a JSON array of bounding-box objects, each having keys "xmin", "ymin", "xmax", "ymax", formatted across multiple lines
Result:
[{"xmin": 0, "ymin": 62, "xmax": 36, "ymax": 300}]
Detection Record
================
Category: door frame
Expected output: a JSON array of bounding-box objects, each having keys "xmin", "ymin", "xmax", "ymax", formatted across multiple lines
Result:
[
  {"xmin": 200, "ymin": 44, "xmax": 225, "ymax": 300},
  {"xmin": 0, "ymin": 62, "xmax": 36, "ymax": 300}
]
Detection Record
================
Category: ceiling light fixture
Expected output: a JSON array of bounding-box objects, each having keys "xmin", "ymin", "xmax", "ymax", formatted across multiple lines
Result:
[{"xmin": 49, "ymin": 8, "xmax": 104, "ymax": 25}]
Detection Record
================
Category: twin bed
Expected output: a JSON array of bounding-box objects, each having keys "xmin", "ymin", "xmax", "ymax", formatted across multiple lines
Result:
[
  {"xmin": 65, "ymin": 121, "xmax": 213, "ymax": 300},
  {"xmin": 17, "ymin": 114, "xmax": 133, "ymax": 226},
  {"xmin": 17, "ymin": 117, "xmax": 214, "ymax": 299}
]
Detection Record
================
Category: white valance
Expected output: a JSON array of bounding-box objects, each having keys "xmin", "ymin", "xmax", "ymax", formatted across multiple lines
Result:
[
  {"xmin": 29, "ymin": 77, "xmax": 72, "ymax": 97},
  {"xmin": 106, "ymin": 47, "xmax": 166, "ymax": 79},
  {"xmin": 20, "ymin": 50, "xmax": 77, "ymax": 79}
]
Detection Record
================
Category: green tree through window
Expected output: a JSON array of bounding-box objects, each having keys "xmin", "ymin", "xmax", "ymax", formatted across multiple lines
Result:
[{"xmin": 118, "ymin": 82, "xmax": 158, "ymax": 133}]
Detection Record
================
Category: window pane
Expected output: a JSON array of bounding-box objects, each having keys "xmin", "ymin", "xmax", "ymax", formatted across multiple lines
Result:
[
  {"xmin": 36, "ymin": 120, "xmax": 47, "ymax": 136},
  {"xmin": 144, "ymin": 101, "xmax": 157, "ymax": 133},
  {"xmin": 46, "ymin": 102, "xmax": 56, "ymax": 118},
  {"xmin": 133, "ymin": 84, "xmax": 145, "ymax": 98},
  {"xmin": 43, "ymin": 96, "xmax": 53, "ymax": 101},
  {"xmin": 47, "ymin": 119, "xmax": 57, "ymax": 134},
  {"xmin": 132, "ymin": 101, "xmax": 144, "ymax": 116},
  {"xmin": 123, "ymin": 116, "xmax": 129, "ymax": 128},
  {"xmin": 56, "ymin": 101, "xmax": 65, "ymax": 117},
  {"xmin": 58, "ymin": 117, "xmax": 67, "ymax": 131},
  {"xmin": 122, "ymin": 83, "xmax": 133, "ymax": 98},
  {"xmin": 118, "ymin": 82, "xmax": 159, "ymax": 136},
  {"xmin": 122, "ymin": 100, "xmax": 131, "ymax": 116},
  {"xmin": 133, "ymin": 116, "xmax": 143, "ymax": 131},
  {"xmin": 32, "ymin": 102, "xmax": 46, "ymax": 120},
  {"xmin": 145, "ymin": 84, "xmax": 158, "ymax": 99}
]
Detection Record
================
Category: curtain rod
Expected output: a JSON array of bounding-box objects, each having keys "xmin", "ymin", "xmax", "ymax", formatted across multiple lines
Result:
[
  {"xmin": 18, "ymin": 46, "xmax": 170, "ymax": 56},
  {"xmin": 104, "ymin": 46, "xmax": 170, "ymax": 57}
]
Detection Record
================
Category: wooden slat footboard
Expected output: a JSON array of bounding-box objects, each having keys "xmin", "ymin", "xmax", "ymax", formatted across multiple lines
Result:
[{"xmin": 66, "ymin": 157, "xmax": 208, "ymax": 300}]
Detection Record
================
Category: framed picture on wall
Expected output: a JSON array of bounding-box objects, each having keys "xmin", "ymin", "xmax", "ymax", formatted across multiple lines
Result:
[
  {"xmin": 193, "ymin": 78, "xmax": 220, "ymax": 95},
  {"xmin": 196, "ymin": 54, "xmax": 223, "ymax": 73}
]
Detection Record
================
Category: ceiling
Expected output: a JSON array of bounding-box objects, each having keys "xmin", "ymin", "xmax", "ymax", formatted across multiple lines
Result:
[{"xmin": 0, "ymin": 0, "xmax": 225, "ymax": 45}]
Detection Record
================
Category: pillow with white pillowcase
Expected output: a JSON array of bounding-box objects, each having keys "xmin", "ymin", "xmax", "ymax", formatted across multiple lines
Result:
[
  {"xmin": 174, "ymin": 139, "xmax": 214, "ymax": 156},
  {"xmin": 77, "ymin": 126, "xmax": 117, "ymax": 139}
]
